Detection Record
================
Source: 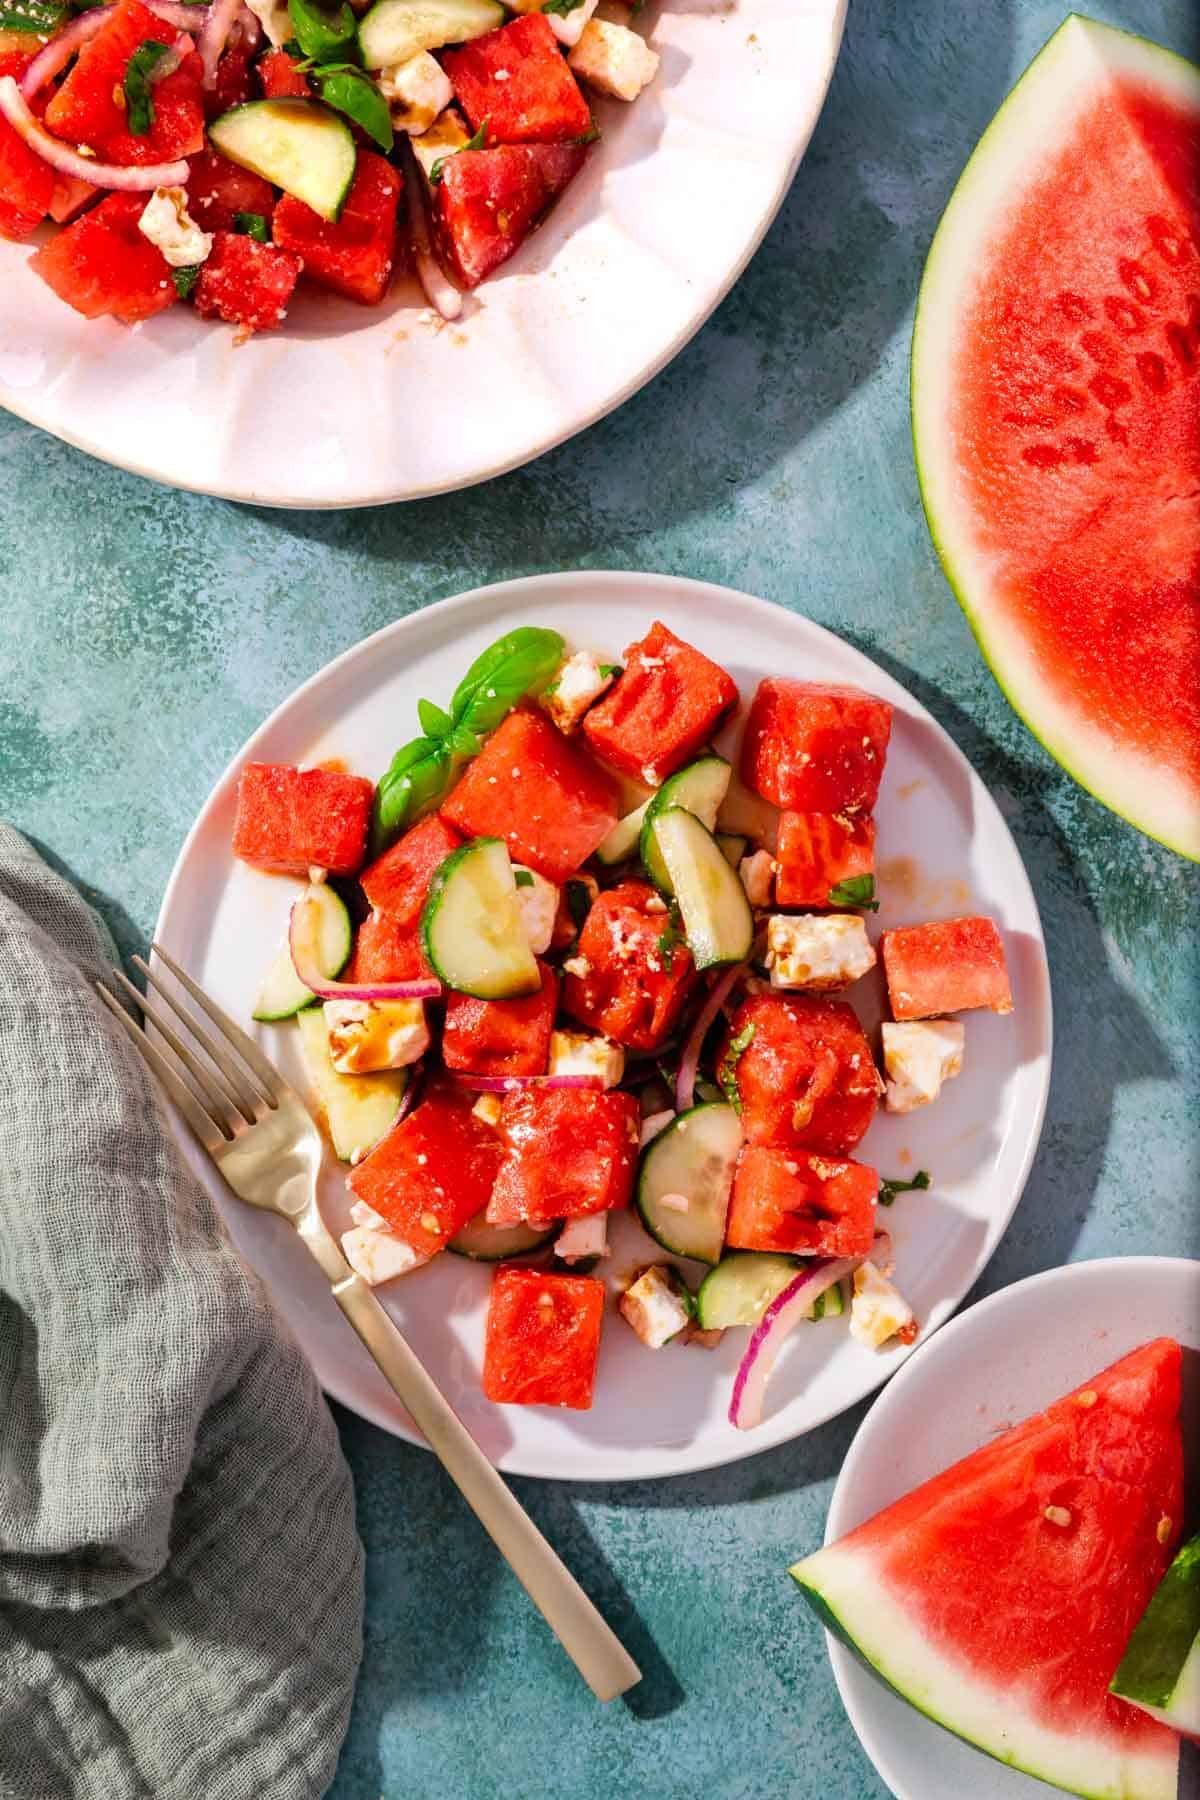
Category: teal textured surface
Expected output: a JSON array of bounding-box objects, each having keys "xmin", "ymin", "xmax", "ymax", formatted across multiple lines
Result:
[{"xmin": 1, "ymin": 0, "xmax": 1198, "ymax": 1794}]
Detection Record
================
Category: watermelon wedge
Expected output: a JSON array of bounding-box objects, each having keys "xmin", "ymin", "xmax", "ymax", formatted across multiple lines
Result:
[
  {"xmin": 791, "ymin": 1340, "xmax": 1184, "ymax": 1799},
  {"xmin": 912, "ymin": 17, "xmax": 1200, "ymax": 861},
  {"xmin": 1111, "ymin": 1532, "xmax": 1200, "ymax": 1741}
]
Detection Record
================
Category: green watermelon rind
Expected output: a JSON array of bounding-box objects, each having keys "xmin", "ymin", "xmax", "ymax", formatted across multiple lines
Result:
[
  {"xmin": 911, "ymin": 14, "xmax": 1200, "ymax": 864},
  {"xmin": 1110, "ymin": 1532, "xmax": 1200, "ymax": 1723},
  {"xmin": 789, "ymin": 1544, "xmax": 1179, "ymax": 1800}
]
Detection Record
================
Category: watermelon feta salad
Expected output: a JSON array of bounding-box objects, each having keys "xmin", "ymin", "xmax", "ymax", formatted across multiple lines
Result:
[
  {"xmin": 0, "ymin": 0, "xmax": 658, "ymax": 332},
  {"xmin": 231, "ymin": 621, "xmax": 1015, "ymax": 1424}
]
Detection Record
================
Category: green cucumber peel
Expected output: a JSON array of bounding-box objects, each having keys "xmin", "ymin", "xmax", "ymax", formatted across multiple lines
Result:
[{"xmin": 123, "ymin": 40, "xmax": 171, "ymax": 136}]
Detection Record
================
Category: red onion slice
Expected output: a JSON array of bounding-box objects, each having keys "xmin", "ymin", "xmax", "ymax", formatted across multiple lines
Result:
[
  {"xmin": 197, "ymin": 0, "xmax": 240, "ymax": 88},
  {"xmin": 395, "ymin": 1060, "xmax": 423, "ymax": 1124},
  {"xmin": 0, "ymin": 76, "xmax": 189, "ymax": 187},
  {"xmin": 288, "ymin": 892, "xmax": 441, "ymax": 1003},
  {"xmin": 20, "ymin": 8, "xmax": 112, "ymax": 98},
  {"xmin": 452, "ymin": 1073, "xmax": 604, "ymax": 1094},
  {"xmin": 147, "ymin": 0, "xmax": 211, "ymax": 26},
  {"xmin": 676, "ymin": 960, "xmax": 747, "ymax": 1112},
  {"xmin": 400, "ymin": 138, "xmax": 463, "ymax": 323}
]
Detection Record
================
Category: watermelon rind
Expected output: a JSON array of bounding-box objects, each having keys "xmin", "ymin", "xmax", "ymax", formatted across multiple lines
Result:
[
  {"xmin": 911, "ymin": 14, "xmax": 1200, "ymax": 863},
  {"xmin": 790, "ymin": 1543, "xmax": 1179, "ymax": 1800},
  {"xmin": 1110, "ymin": 1532, "xmax": 1200, "ymax": 1733}
]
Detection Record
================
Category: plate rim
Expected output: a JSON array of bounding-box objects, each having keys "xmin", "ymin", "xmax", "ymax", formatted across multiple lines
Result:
[
  {"xmin": 824, "ymin": 1252, "xmax": 1200, "ymax": 1798},
  {"xmin": 0, "ymin": 1, "xmax": 848, "ymax": 508},
  {"xmin": 154, "ymin": 568, "xmax": 1053, "ymax": 1479}
]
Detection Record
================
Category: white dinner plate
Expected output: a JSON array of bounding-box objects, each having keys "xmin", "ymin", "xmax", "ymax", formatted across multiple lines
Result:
[
  {"xmin": 0, "ymin": 0, "xmax": 845, "ymax": 506},
  {"xmin": 824, "ymin": 1255, "xmax": 1200, "ymax": 1800},
  {"xmin": 154, "ymin": 570, "xmax": 1052, "ymax": 1479}
]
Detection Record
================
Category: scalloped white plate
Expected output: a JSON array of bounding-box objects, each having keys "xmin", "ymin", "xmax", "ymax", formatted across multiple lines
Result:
[
  {"xmin": 153, "ymin": 571, "xmax": 1052, "ymax": 1480},
  {"xmin": 0, "ymin": 0, "xmax": 845, "ymax": 506}
]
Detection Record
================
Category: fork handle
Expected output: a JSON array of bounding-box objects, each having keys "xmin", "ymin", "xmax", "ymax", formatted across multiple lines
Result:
[{"xmin": 331, "ymin": 1270, "xmax": 641, "ymax": 1703}]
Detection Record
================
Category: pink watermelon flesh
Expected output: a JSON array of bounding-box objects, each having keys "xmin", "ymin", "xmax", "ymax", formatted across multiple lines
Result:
[
  {"xmin": 791, "ymin": 1339, "xmax": 1184, "ymax": 1799},
  {"xmin": 913, "ymin": 19, "xmax": 1200, "ymax": 859}
]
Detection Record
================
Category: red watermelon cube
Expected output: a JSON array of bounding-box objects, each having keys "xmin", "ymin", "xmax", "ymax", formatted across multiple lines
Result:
[
  {"xmin": 720, "ymin": 992, "xmax": 879, "ymax": 1154},
  {"xmin": 360, "ymin": 812, "xmax": 462, "ymax": 926},
  {"xmin": 441, "ymin": 14, "xmax": 592, "ymax": 144},
  {"xmin": 441, "ymin": 709, "xmax": 618, "ymax": 883},
  {"xmin": 186, "ymin": 146, "xmax": 275, "ymax": 233},
  {"xmin": 232, "ymin": 761, "xmax": 374, "ymax": 876},
  {"xmin": 30, "ymin": 193, "xmax": 177, "ymax": 323},
  {"xmin": 561, "ymin": 880, "xmax": 697, "ymax": 1052},
  {"xmin": 45, "ymin": 0, "xmax": 204, "ymax": 164},
  {"xmin": 435, "ymin": 141, "xmax": 587, "ymax": 288},
  {"xmin": 48, "ymin": 175, "xmax": 99, "ymax": 225},
  {"xmin": 483, "ymin": 1266, "xmax": 605, "ymax": 1409},
  {"xmin": 726, "ymin": 1147, "xmax": 879, "ymax": 1259},
  {"xmin": 206, "ymin": 43, "xmax": 255, "ymax": 119},
  {"xmin": 881, "ymin": 916, "xmax": 1013, "ymax": 1020},
  {"xmin": 274, "ymin": 149, "xmax": 401, "ymax": 305},
  {"xmin": 344, "ymin": 911, "xmax": 433, "ymax": 984},
  {"xmin": 582, "ymin": 621, "xmax": 739, "ymax": 785},
  {"xmin": 0, "ymin": 53, "xmax": 53, "ymax": 239},
  {"xmin": 257, "ymin": 46, "xmax": 311, "ymax": 98},
  {"xmin": 347, "ymin": 1080, "xmax": 503, "ymax": 1257},
  {"xmin": 741, "ymin": 679, "xmax": 892, "ymax": 814},
  {"xmin": 195, "ymin": 230, "xmax": 303, "ymax": 332},
  {"xmin": 487, "ymin": 1087, "xmax": 639, "ymax": 1226},
  {"xmin": 775, "ymin": 811, "xmax": 876, "ymax": 908},
  {"xmin": 443, "ymin": 961, "xmax": 559, "ymax": 1078}
]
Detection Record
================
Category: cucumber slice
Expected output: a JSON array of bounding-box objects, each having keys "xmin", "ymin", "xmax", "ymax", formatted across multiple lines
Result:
[
  {"xmin": 252, "ymin": 881, "xmax": 351, "ymax": 1022},
  {"xmin": 811, "ymin": 1280, "xmax": 845, "ymax": 1321},
  {"xmin": 649, "ymin": 809, "xmax": 754, "ymax": 971},
  {"xmin": 636, "ymin": 1101, "xmax": 741, "ymax": 1265},
  {"xmin": 716, "ymin": 832, "xmax": 748, "ymax": 868},
  {"xmin": 296, "ymin": 1007, "xmax": 406, "ymax": 1162},
  {"xmin": 596, "ymin": 797, "xmax": 651, "ymax": 866},
  {"xmin": 695, "ymin": 1252, "xmax": 801, "ymax": 1329},
  {"xmin": 359, "ymin": 0, "xmax": 503, "ymax": 68},
  {"xmin": 716, "ymin": 769, "xmax": 779, "ymax": 851},
  {"xmin": 421, "ymin": 837, "xmax": 541, "ymax": 999},
  {"xmin": 446, "ymin": 1214, "xmax": 555, "ymax": 1260},
  {"xmin": 640, "ymin": 754, "xmax": 731, "ymax": 893},
  {"xmin": 209, "ymin": 100, "xmax": 356, "ymax": 222}
]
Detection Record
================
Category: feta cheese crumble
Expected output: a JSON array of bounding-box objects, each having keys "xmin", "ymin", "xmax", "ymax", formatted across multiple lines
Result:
[
  {"xmin": 765, "ymin": 913, "xmax": 876, "ymax": 991},
  {"xmin": 378, "ymin": 50, "xmax": 454, "ymax": 135},
  {"xmin": 555, "ymin": 1213, "xmax": 609, "ymax": 1263},
  {"xmin": 541, "ymin": 650, "xmax": 617, "ymax": 734},
  {"xmin": 881, "ymin": 1020, "xmax": 965, "ymax": 1113},
  {"xmin": 409, "ymin": 106, "xmax": 471, "ymax": 182},
  {"xmin": 513, "ymin": 865, "xmax": 559, "ymax": 955},
  {"xmin": 324, "ymin": 999, "xmax": 429, "ymax": 1074},
  {"xmin": 848, "ymin": 1261, "xmax": 914, "ymax": 1350},
  {"xmin": 137, "ymin": 187, "xmax": 212, "ymax": 269},
  {"xmin": 548, "ymin": 1029, "xmax": 625, "ymax": 1089},
  {"xmin": 569, "ymin": 17, "xmax": 659, "ymax": 101},
  {"xmin": 620, "ymin": 1265, "xmax": 691, "ymax": 1348},
  {"xmin": 244, "ymin": 0, "xmax": 291, "ymax": 46},
  {"xmin": 510, "ymin": 0, "xmax": 599, "ymax": 47},
  {"xmin": 738, "ymin": 848, "xmax": 775, "ymax": 909},
  {"xmin": 340, "ymin": 1226, "xmax": 426, "ymax": 1286}
]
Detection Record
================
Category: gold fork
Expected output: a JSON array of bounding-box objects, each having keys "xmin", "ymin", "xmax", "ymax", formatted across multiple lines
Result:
[{"xmin": 96, "ymin": 945, "xmax": 641, "ymax": 1704}]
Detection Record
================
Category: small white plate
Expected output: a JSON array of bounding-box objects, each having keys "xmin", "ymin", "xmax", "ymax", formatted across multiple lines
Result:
[
  {"xmin": 0, "ymin": 1, "xmax": 845, "ymax": 506},
  {"xmin": 824, "ymin": 1255, "xmax": 1200, "ymax": 1800},
  {"xmin": 154, "ymin": 570, "xmax": 1051, "ymax": 1480}
]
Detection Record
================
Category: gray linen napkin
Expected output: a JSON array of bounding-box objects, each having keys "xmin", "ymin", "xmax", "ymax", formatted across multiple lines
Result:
[{"xmin": 0, "ymin": 825, "xmax": 364, "ymax": 1800}]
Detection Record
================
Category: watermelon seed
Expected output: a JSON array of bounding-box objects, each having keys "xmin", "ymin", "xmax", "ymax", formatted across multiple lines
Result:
[
  {"xmin": 1118, "ymin": 257, "xmax": 1156, "ymax": 303},
  {"xmin": 1043, "ymin": 1506, "xmax": 1073, "ymax": 1528},
  {"xmin": 1157, "ymin": 1516, "xmax": 1173, "ymax": 1545}
]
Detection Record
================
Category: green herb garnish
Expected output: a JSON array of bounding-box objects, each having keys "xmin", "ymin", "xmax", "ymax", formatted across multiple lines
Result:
[
  {"xmin": 598, "ymin": 663, "xmax": 621, "ymax": 679},
  {"xmin": 565, "ymin": 878, "xmax": 592, "ymax": 934},
  {"xmin": 171, "ymin": 265, "xmax": 201, "ymax": 299},
  {"xmin": 718, "ymin": 1021, "xmax": 755, "ymax": 1115},
  {"xmin": 514, "ymin": 870, "xmax": 535, "ymax": 889},
  {"xmin": 123, "ymin": 39, "xmax": 170, "ymax": 136},
  {"xmin": 827, "ymin": 874, "xmax": 879, "ymax": 911},
  {"xmin": 430, "ymin": 118, "xmax": 488, "ymax": 184},
  {"xmin": 287, "ymin": 0, "xmax": 357, "ymax": 64},
  {"xmin": 233, "ymin": 211, "xmax": 270, "ymax": 242},
  {"xmin": 878, "ymin": 1170, "xmax": 931, "ymax": 1208},
  {"xmin": 315, "ymin": 65, "xmax": 393, "ymax": 151}
]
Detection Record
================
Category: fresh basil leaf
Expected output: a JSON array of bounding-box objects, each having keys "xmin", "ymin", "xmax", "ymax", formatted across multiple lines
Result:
[
  {"xmin": 447, "ymin": 724, "xmax": 481, "ymax": 758},
  {"xmin": 171, "ymin": 264, "xmax": 201, "ymax": 299},
  {"xmin": 1, "ymin": 0, "xmax": 67, "ymax": 30},
  {"xmin": 514, "ymin": 870, "xmax": 535, "ymax": 889},
  {"xmin": 123, "ymin": 39, "xmax": 170, "ymax": 136},
  {"xmin": 717, "ymin": 1021, "xmax": 755, "ymax": 1115},
  {"xmin": 598, "ymin": 663, "xmax": 621, "ymax": 680},
  {"xmin": 450, "ymin": 626, "xmax": 565, "ymax": 737},
  {"xmin": 430, "ymin": 117, "xmax": 488, "ymax": 184},
  {"xmin": 315, "ymin": 66, "xmax": 393, "ymax": 151},
  {"xmin": 371, "ymin": 735, "xmax": 452, "ymax": 855},
  {"xmin": 542, "ymin": 0, "xmax": 585, "ymax": 12},
  {"xmin": 288, "ymin": 0, "xmax": 357, "ymax": 65},
  {"xmin": 417, "ymin": 697, "xmax": 452, "ymax": 739},
  {"xmin": 827, "ymin": 873, "xmax": 879, "ymax": 911},
  {"xmin": 232, "ymin": 211, "xmax": 270, "ymax": 242},
  {"xmin": 878, "ymin": 1170, "xmax": 931, "ymax": 1208},
  {"xmin": 565, "ymin": 878, "xmax": 592, "ymax": 933}
]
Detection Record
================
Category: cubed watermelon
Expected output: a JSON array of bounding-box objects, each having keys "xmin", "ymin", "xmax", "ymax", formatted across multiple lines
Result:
[
  {"xmin": 344, "ymin": 911, "xmax": 433, "ymax": 984},
  {"xmin": 720, "ymin": 991, "xmax": 879, "ymax": 1153},
  {"xmin": 741, "ymin": 679, "xmax": 893, "ymax": 814},
  {"xmin": 441, "ymin": 709, "xmax": 618, "ymax": 883},
  {"xmin": 231, "ymin": 761, "xmax": 374, "ymax": 876},
  {"xmin": 257, "ymin": 46, "xmax": 310, "ymax": 99},
  {"xmin": 206, "ymin": 43, "xmax": 255, "ymax": 119},
  {"xmin": 881, "ymin": 916, "xmax": 1013, "ymax": 1020},
  {"xmin": 443, "ymin": 961, "xmax": 559, "ymax": 1078},
  {"xmin": 774, "ymin": 811, "xmax": 876, "ymax": 908},
  {"xmin": 347, "ymin": 1080, "xmax": 503, "ymax": 1257},
  {"xmin": 435, "ymin": 141, "xmax": 587, "ymax": 288},
  {"xmin": 186, "ymin": 145, "xmax": 276, "ymax": 233},
  {"xmin": 0, "ymin": 52, "xmax": 52, "ymax": 239},
  {"xmin": 47, "ymin": 174, "xmax": 98, "ymax": 224},
  {"xmin": 441, "ymin": 13, "xmax": 592, "ymax": 144},
  {"xmin": 582, "ymin": 621, "xmax": 739, "ymax": 785},
  {"xmin": 726, "ymin": 1146, "xmax": 879, "ymax": 1259},
  {"xmin": 45, "ymin": 0, "xmax": 204, "ymax": 164},
  {"xmin": 274, "ymin": 148, "xmax": 401, "ymax": 305},
  {"xmin": 195, "ymin": 230, "xmax": 303, "ymax": 332},
  {"xmin": 360, "ymin": 812, "xmax": 462, "ymax": 925},
  {"xmin": 483, "ymin": 1265, "xmax": 605, "ymax": 1409},
  {"xmin": 486, "ymin": 1087, "xmax": 639, "ymax": 1226},
  {"xmin": 29, "ymin": 192, "xmax": 177, "ymax": 323},
  {"xmin": 560, "ymin": 880, "xmax": 697, "ymax": 1052}
]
